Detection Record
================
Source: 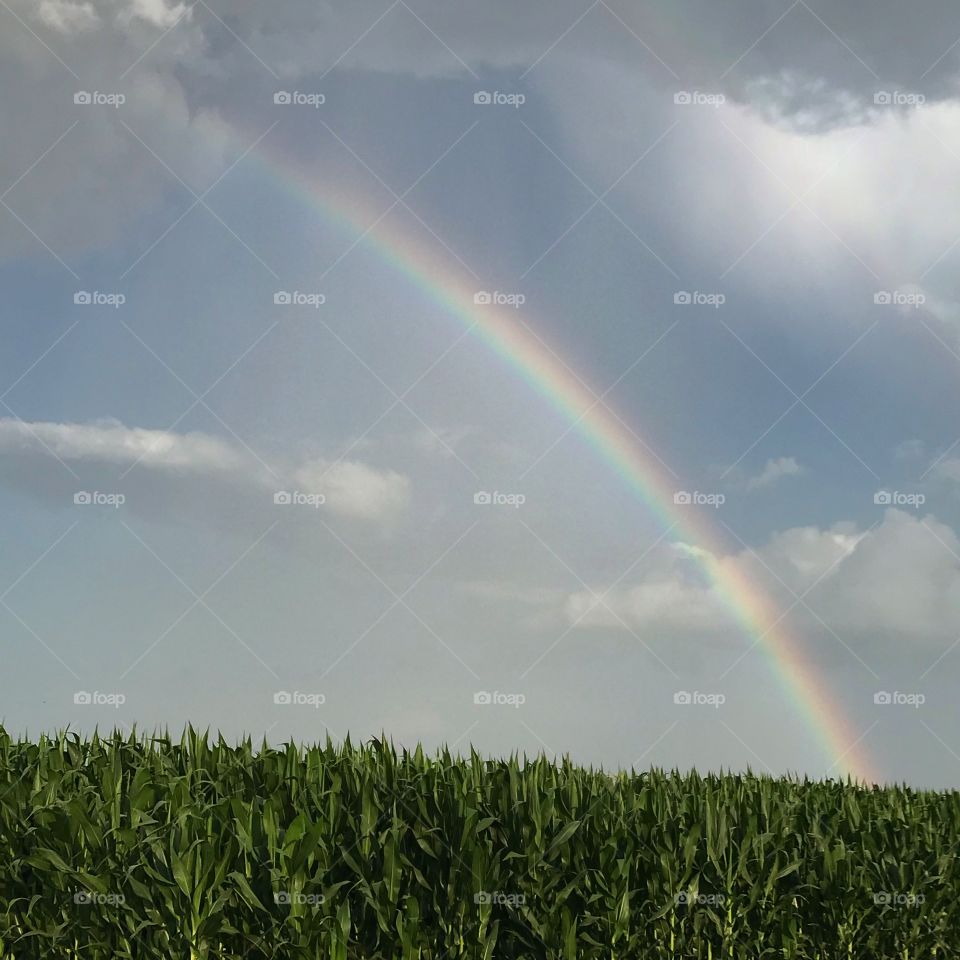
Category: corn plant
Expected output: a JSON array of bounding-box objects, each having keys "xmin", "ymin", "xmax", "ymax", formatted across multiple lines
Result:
[{"xmin": 0, "ymin": 727, "xmax": 957, "ymax": 958}]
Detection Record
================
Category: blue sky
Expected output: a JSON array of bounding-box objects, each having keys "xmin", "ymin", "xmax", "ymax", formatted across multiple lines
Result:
[{"xmin": 2, "ymin": 0, "xmax": 960, "ymax": 785}]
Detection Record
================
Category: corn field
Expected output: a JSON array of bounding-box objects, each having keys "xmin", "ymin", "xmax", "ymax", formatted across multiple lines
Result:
[{"xmin": 0, "ymin": 728, "xmax": 956, "ymax": 958}]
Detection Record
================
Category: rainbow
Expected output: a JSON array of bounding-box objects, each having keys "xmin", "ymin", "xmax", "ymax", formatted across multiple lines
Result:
[{"xmin": 251, "ymin": 143, "xmax": 879, "ymax": 784}]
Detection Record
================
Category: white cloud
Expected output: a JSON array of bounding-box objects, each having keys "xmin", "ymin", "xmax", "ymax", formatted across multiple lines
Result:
[
  {"xmin": 565, "ymin": 575, "xmax": 734, "ymax": 637},
  {"xmin": 121, "ymin": 0, "xmax": 189, "ymax": 29},
  {"xmin": 0, "ymin": 418, "xmax": 411, "ymax": 522},
  {"xmin": 746, "ymin": 522, "xmax": 863, "ymax": 588},
  {"xmin": 562, "ymin": 511, "xmax": 960, "ymax": 646},
  {"xmin": 37, "ymin": 0, "xmax": 99, "ymax": 32},
  {"xmin": 814, "ymin": 510, "xmax": 960, "ymax": 642},
  {"xmin": 744, "ymin": 456, "xmax": 803, "ymax": 491},
  {"xmin": 293, "ymin": 458, "xmax": 411, "ymax": 521},
  {"xmin": 0, "ymin": 418, "xmax": 244, "ymax": 473},
  {"xmin": 930, "ymin": 458, "xmax": 960, "ymax": 485},
  {"xmin": 563, "ymin": 539, "xmax": 739, "ymax": 638},
  {"xmin": 542, "ymin": 59, "xmax": 960, "ymax": 333}
]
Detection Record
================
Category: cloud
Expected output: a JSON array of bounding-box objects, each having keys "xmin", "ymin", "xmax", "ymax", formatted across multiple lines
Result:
[
  {"xmin": 0, "ymin": 418, "xmax": 245, "ymax": 473},
  {"xmin": 562, "ymin": 511, "xmax": 960, "ymax": 646},
  {"xmin": 37, "ymin": 0, "xmax": 99, "ymax": 32},
  {"xmin": 744, "ymin": 456, "xmax": 804, "ymax": 491},
  {"xmin": 121, "ymin": 0, "xmax": 190, "ymax": 29},
  {"xmin": 563, "ymin": 540, "xmax": 740, "ymax": 639},
  {"xmin": 0, "ymin": 418, "xmax": 410, "ymax": 522},
  {"xmin": 740, "ymin": 522, "xmax": 863, "ymax": 591},
  {"xmin": 0, "ymin": 0, "xmax": 229, "ymax": 259},
  {"xmin": 813, "ymin": 510, "xmax": 960, "ymax": 643},
  {"xmin": 928, "ymin": 457, "xmax": 960, "ymax": 489},
  {"xmin": 906, "ymin": 287, "xmax": 960, "ymax": 349},
  {"xmin": 293, "ymin": 458, "xmax": 411, "ymax": 521},
  {"xmin": 134, "ymin": 1, "xmax": 960, "ymax": 120},
  {"xmin": 538, "ymin": 58, "xmax": 960, "ymax": 374},
  {"xmin": 5, "ymin": 0, "xmax": 960, "ymax": 276},
  {"xmin": 564, "ymin": 575, "xmax": 735, "ymax": 638}
]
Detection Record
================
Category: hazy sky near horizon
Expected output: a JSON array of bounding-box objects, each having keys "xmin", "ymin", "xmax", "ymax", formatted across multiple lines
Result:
[{"xmin": 3, "ymin": 0, "xmax": 960, "ymax": 786}]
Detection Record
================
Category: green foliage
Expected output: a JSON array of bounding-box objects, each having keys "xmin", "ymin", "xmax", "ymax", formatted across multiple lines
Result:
[{"xmin": 0, "ymin": 727, "xmax": 957, "ymax": 958}]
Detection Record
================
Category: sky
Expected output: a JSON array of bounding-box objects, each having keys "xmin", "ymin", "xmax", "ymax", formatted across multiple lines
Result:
[{"xmin": 2, "ymin": 0, "xmax": 960, "ymax": 787}]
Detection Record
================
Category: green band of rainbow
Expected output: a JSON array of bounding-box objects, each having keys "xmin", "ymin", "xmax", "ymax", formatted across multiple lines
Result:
[{"xmin": 253, "ymin": 147, "xmax": 878, "ymax": 784}]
